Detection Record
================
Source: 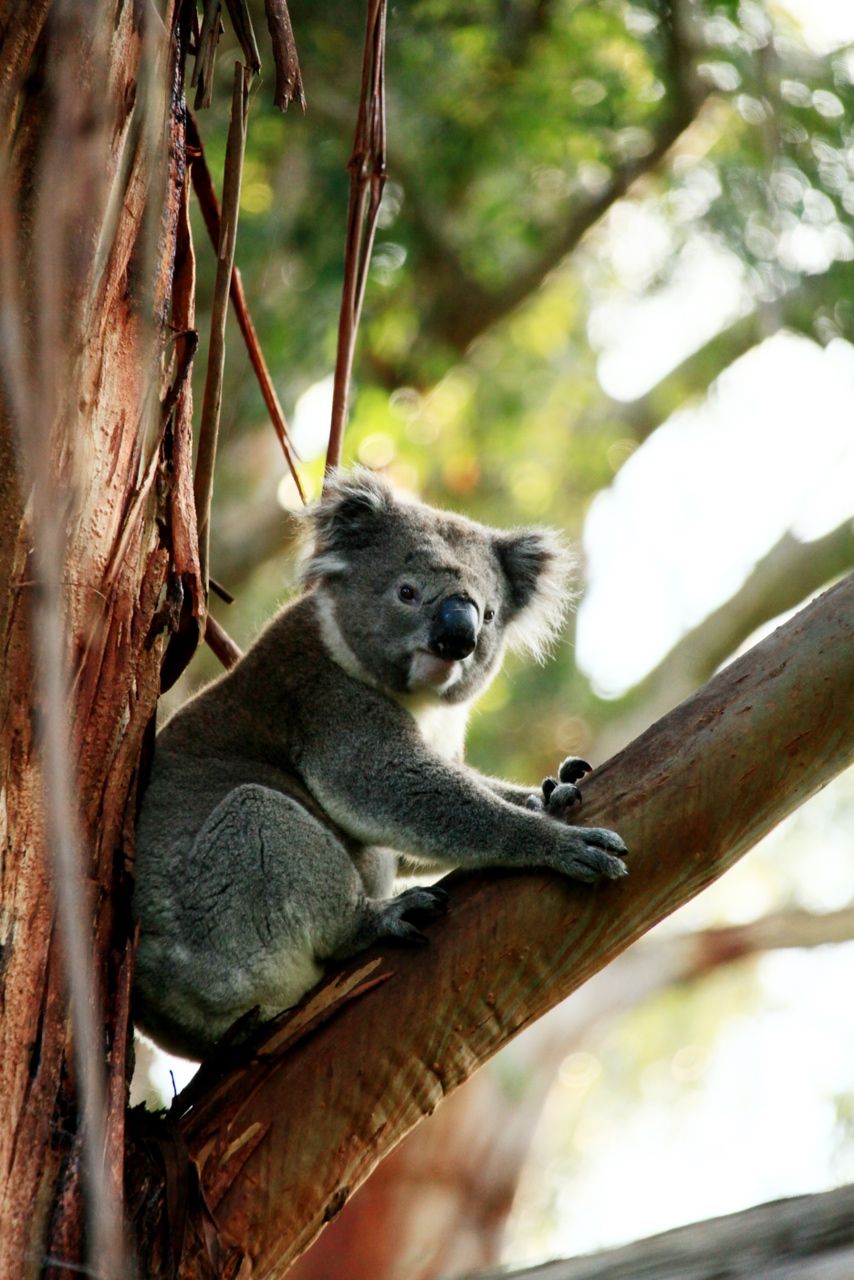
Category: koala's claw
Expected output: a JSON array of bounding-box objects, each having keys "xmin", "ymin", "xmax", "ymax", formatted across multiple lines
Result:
[
  {"xmin": 535, "ymin": 775, "xmax": 583, "ymax": 822},
  {"xmin": 559, "ymin": 757, "xmax": 593, "ymax": 785},
  {"xmin": 559, "ymin": 826, "xmax": 629, "ymax": 884},
  {"xmin": 378, "ymin": 885, "xmax": 448, "ymax": 946},
  {"xmin": 545, "ymin": 781, "xmax": 582, "ymax": 817}
]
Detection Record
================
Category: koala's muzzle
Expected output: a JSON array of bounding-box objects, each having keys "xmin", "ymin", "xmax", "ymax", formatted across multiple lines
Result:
[{"xmin": 429, "ymin": 596, "xmax": 479, "ymax": 660}]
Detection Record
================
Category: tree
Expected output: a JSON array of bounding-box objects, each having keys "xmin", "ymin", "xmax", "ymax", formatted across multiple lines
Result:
[
  {"xmin": 1, "ymin": 2, "xmax": 852, "ymax": 1278},
  {"xmin": 0, "ymin": 1, "xmax": 201, "ymax": 1272},
  {"xmin": 125, "ymin": 572, "xmax": 853, "ymax": 1277},
  {"xmin": 462, "ymin": 1182, "xmax": 854, "ymax": 1280}
]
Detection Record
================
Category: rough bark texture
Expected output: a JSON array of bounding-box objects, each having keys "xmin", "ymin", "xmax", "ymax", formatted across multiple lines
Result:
[
  {"xmin": 463, "ymin": 1183, "xmax": 854, "ymax": 1280},
  {"xmin": 0, "ymin": 3, "xmax": 199, "ymax": 1274},
  {"xmin": 128, "ymin": 573, "xmax": 854, "ymax": 1279}
]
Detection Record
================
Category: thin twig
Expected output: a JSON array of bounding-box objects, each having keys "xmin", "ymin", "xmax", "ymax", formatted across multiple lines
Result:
[
  {"xmin": 209, "ymin": 577, "xmax": 235, "ymax": 604},
  {"xmin": 192, "ymin": 0, "xmax": 223, "ymax": 109},
  {"xmin": 223, "ymin": 0, "xmax": 261, "ymax": 74},
  {"xmin": 325, "ymin": 0, "xmax": 388, "ymax": 480},
  {"xmin": 205, "ymin": 614, "xmax": 244, "ymax": 667},
  {"xmin": 193, "ymin": 61, "xmax": 251, "ymax": 593},
  {"xmin": 263, "ymin": 0, "xmax": 306, "ymax": 112},
  {"xmin": 186, "ymin": 112, "xmax": 306, "ymax": 503}
]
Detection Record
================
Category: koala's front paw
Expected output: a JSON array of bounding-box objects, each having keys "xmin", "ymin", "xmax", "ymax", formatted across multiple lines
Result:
[
  {"xmin": 378, "ymin": 885, "xmax": 449, "ymax": 946},
  {"xmin": 528, "ymin": 757, "xmax": 594, "ymax": 821},
  {"xmin": 555, "ymin": 826, "xmax": 628, "ymax": 884},
  {"xmin": 559, "ymin": 756, "xmax": 593, "ymax": 785}
]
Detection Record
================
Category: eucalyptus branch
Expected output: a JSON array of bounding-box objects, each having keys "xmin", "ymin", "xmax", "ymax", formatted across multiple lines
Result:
[
  {"xmin": 193, "ymin": 62, "xmax": 251, "ymax": 595},
  {"xmin": 223, "ymin": 0, "xmax": 261, "ymax": 74},
  {"xmin": 464, "ymin": 1185, "xmax": 854, "ymax": 1280},
  {"xmin": 192, "ymin": 0, "xmax": 223, "ymax": 110},
  {"xmin": 422, "ymin": 0, "xmax": 706, "ymax": 355},
  {"xmin": 186, "ymin": 112, "xmax": 305, "ymax": 503},
  {"xmin": 325, "ymin": 0, "xmax": 388, "ymax": 478},
  {"xmin": 205, "ymin": 613, "xmax": 244, "ymax": 668},
  {"xmin": 264, "ymin": 0, "xmax": 306, "ymax": 112}
]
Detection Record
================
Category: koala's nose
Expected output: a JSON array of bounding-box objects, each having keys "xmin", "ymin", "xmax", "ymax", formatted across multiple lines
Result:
[{"xmin": 429, "ymin": 596, "xmax": 479, "ymax": 660}]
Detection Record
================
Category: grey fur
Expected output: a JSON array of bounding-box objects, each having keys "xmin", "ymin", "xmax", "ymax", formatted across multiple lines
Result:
[{"xmin": 133, "ymin": 470, "xmax": 627, "ymax": 1059}]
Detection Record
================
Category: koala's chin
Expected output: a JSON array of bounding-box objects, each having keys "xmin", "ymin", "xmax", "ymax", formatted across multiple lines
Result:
[{"xmin": 408, "ymin": 650, "xmax": 467, "ymax": 694}]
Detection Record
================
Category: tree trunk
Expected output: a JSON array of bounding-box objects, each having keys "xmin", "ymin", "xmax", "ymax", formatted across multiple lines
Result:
[
  {"xmin": 0, "ymin": 2, "xmax": 199, "ymax": 1274},
  {"xmin": 129, "ymin": 573, "xmax": 853, "ymax": 1279}
]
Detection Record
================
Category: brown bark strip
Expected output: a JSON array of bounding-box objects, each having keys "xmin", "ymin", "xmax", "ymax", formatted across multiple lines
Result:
[
  {"xmin": 264, "ymin": 0, "xmax": 306, "ymax": 112},
  {"xmin": 325, "ymin": 0, "xmax": 388, "ymax": 478},
  {"xmin": 0, "ymin": 0, "xmax": 196, "ymax": 1272},
  {"xmin": 186, "ymin": 112, "xmax": 306, "ymax": 503},
  {"xmin": 223, "ymin": 0, "xmax": 261, "ymax": 74},
  {"xmin": 192, "ymin": 0, "xmax": 223, "ymax": 110},
  {"xmin": 129, "ymin": 573, "xmax": 853, "ymax": 1278}
]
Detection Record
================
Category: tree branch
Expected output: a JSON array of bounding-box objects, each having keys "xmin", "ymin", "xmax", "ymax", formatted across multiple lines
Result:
[
  {"xmin": 326, "ymin": 0, "xmax": 388, "ymax": 476},
  {"xmin": 463, "ymin": 1184, "xmax": 854, "ymax": 1280},
  {"xmin": 186, "ymin": 112, "xmax": 306, "ymax": 504},
  {"xmin": 129, "ymin": 573, "xmax": 854, "ymax": 1277},
  {"xmin": 286, "ymin": 901, "xmax": 854, "ymax": 1280},
  {"xmin": 307, "ymin": 6, "xmax": 707, "ymax": 372},
  {"xmin": 426, "ymin": 1, "xmax": 706, "ymax": 353},
  {"xmin": 194, "ymin": 62, "xmax": 251, "ymax": 593},
  {"xmin": 590, "ymin": 258, "xmax": 854, "ymax": 448},
  {"xmin": 597, "ymin": 517, "xmax": 854, "ymax": 757}
]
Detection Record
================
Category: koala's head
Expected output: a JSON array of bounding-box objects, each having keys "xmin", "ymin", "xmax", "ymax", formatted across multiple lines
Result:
[{"xmin": 303, "ymin": 469, "xmax": 574, "ymax": 704}]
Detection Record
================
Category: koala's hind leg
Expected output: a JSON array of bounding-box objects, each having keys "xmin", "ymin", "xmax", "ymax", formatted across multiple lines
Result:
[{"xmin": 171, "ymin": 784, "xmax": 445, "ymax": 1031}]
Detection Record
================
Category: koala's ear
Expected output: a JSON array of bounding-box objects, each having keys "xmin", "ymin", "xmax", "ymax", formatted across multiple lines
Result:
[
  {"xmin": 494, "ymin": 528, "xmax": 575, "ymax": 661},
  {"xmin": 301, "ymin": 467, "xmax": 395, "ymax": 583}
]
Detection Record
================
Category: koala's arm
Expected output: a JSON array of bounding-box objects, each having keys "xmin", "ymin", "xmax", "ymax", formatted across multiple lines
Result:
[
  {"xmin": 298, "ymin": 678, "xmax": 626, "ymax": 883},
  {"xmin": 467, "ymin": 755, "xmax": 593, "ymax": 815},
  {"xmin": 467, "ymin": 771, "xmax": 543, "ymax": 809}
]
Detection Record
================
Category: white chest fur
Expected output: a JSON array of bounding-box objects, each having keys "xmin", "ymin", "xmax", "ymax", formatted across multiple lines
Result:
[{"xmin": 399, "ymin": 696, "xmax": 471, "ymax": 762}]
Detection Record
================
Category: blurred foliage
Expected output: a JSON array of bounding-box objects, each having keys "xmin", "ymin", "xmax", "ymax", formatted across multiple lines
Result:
[{"xmin": 184, "ymin": 0, "xmax": 854, "ymax": 777}]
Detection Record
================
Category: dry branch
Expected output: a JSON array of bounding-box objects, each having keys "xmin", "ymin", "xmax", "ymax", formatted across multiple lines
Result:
[
  {"xmin": 325, "ymin": 0, "xmax": 388, "ymax": 477},
  {"xmin": 194, "ymin": 61, "xmax": 251, "ymax": 593},
  {"xmin": 186, "ymin": 112, "xmax": 305, "ymax": 503},
  {"xmin": 129, "ymin": 573, "xmax": 854, "ymax": 1278},
  {"xmin": 264, "ymin": 0, "xmax": 306, "ymax": 111},
  {"xmin": 205, "ymin": 612, "xmax": 244, "ymax": 668},
  {"xmin": 463, "ymin": 1183, "xmax": 854, "ymax": 1280},
  {"xmin": 192, "ymin": 0, "xmax": 223, "ymax": 110},
  {"xmin": 223, "ymin": 0, "xmax": 261, "ymax": 75}
]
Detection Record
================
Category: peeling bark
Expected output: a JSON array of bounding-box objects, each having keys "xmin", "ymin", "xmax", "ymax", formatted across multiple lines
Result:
[{"xmin": 0, "ymin": 2, "xmax": 200, "ymax": 1274}]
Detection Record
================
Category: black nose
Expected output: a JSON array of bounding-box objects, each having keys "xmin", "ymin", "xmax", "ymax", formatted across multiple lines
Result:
[{"xmin": 429, "ymin": 596, "xmax": 479, "ymax": 660}]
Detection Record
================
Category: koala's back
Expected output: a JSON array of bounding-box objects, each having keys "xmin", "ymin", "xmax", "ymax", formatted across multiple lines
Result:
[{"xmin": 134, "ymin": 595, "xmax": 348, "ymax": 894}]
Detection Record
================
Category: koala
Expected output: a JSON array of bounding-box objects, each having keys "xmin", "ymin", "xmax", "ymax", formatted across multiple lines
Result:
[{"xmin": 133, "ymin": 470, "xmax": 627, "ymax": 1059}]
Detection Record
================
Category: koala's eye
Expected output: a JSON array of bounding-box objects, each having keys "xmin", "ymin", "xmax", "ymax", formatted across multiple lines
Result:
[
  {"xmin": 398, "ymin": 583, "xmax": 420, "ymax": 605},
  {"xmin": 484, "ymin": 608, "xmax": 495, "ymax": 623}
]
